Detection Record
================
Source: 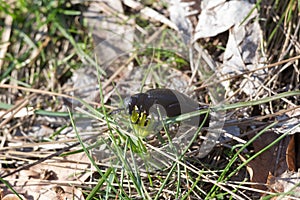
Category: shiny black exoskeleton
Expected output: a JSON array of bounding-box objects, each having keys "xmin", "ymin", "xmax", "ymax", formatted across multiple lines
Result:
[{"xmin": 125, "ymin": 88, "xmax": 209, "ymax": 127}]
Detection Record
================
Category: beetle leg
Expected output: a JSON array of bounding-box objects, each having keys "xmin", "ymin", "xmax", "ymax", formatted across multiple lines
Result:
[
  {"xmin": 144, "ymin": 118, "xmax": 149, "ymax": 127},
  {"xmin": 130, "ymin": 105, "xmax": 140, "ymax": 124}
]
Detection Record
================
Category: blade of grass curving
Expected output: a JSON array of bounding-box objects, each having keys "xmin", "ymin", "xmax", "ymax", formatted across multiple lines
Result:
[
  {"xmin": 154, "ymin": 112, "xmax": 210, "ymax": 199},
  {"xmin": 59, "ymin": 140, "xmax": 104, "ymax": 157},
  {"xmin": 181, "ymin": 110, "xmax": 210, "ymax": 155},
  {"xmin": 239, "ymin": 0, "xmax": 262, "ymax": 26},
  {"xmin": 206, "ymin": 121, "xmax": 278, "ymax": 198},
  {"xmin": 0, "ymin": 102, "xmax": 13, "ymax": 109},
  {"xmin": 95, "ymin": 131, "xmax": 131, "ymax": 199},
  {"xmin": 261, "ymin": 180, "xmax": 300, "ymax": 199},
  {"xmin": 154, "ymin": 159, "xmax": 178, "ymax": 200},
  {"xmin": 0, "ymin": 62, "xmax": 15, "ymax": 81},
  {"xmin": 217, "ymin": 90, "xmax": 300, "ymax": 111},
  {"xmin": 0, "ymin": 177, "xmax": 23, "ymax": 200},
  {"xmin": 267, "ymin": 5, "xmax": 287, "ymax": 46},
  {"xmin": 96, "ymin": 121, "xmax": 145, "ymax": 198},
  {"xmin": 95, "ymin": 65, "xmax": 146, "ymax": 198},
  {"xmin": 86, "ymin": 167, "xmax": 113, "ymax": 200},
  {"xmin": 181, "ymin": 173, "xmax": 204, "ymax": 199},
  {"xmin": 176, "ymin": 163, "xmax": 181, "ymax": 198},
  {"xmin": 15, "ymin": 29, "xmax": 38, "ymax": 50},
  {"xmin": 227, "ymin": 122, "xmax": 300, "ymax": 179},
  {"xmin": 167, "ymin": 90, "xmax": 300, "ymax": 124},
  {"xmin": 49, "ymin": 124, "xmax": 68, "ymax": 140},
  {"xmin": 58, "ymin": 9, "xmax": 81, "ymax": 16},
  {"xmin": 105, "ymin": 170, "xmax": 116, "ymax": 200},
  {"xmin": 112, "ymin": 120, "xmax": 144, "ymax": 197},
  {"xmin": 8, "ymin": 77, "xmax": 31, "ymax": 88},
  {"xmin": 67, "ymin": 108, "xmax": 119, "ymax": 197},
  {"xmin": 148, "ymin": 142, "xmax": 243, "ymax": 199},
  {"xmin": 35, "ymin": 109, "xmax": 87, "ymax": 118},
  {"xmin": 129, "ymin": 139, "xmax": 147, "ymax": 198},
  {"xmin": 54, "ymin": 22, "xmax": 106, "ymax": 75},
  {"xmin": 70, "ymin": 98, "xmax": 105, "ymax": 120}
]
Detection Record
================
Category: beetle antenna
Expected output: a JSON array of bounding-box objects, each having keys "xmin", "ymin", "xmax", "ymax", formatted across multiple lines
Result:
[{"xmin": 108, "ymin": 108, "xmax": 125, "ymax": 115}]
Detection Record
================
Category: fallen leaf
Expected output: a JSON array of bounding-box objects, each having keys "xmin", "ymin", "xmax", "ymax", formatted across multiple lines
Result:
[
  {"xmin": 2, "ymin": 152, "xmax": 89, "ymax": 200},
  {"xmin": 83, "ymin": 0, "xmax": 134, "ymax": 68},
  {"xmin": 247, "ymin": 131, "xmax": 289, "ymax": 190},
  {"xmin": 286, "ymin": 134, "xmax": 297, "ymax": 171},
  {"xmin": 168, "ymin": 0, "xmax": 194, "ymax": 43},
  {"xmin": 222, "ymin": 11, "xmax": 266, "ymax": 97},
  {"xmin": 194, "ymin": 0, "xmax": 254, "ymax": 39}
]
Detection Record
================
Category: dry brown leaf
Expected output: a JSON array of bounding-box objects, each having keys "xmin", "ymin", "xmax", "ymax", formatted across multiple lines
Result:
[
  {"xmin": 286, "ymin": 134, "xmax": 297, "ymax": 171},
  {"xmin": 286, "ymin": 133, "xmax": 300, "ymax": 171},
  {"xmin": 2, "ymin": 152, "xmax": 89, "ymax": 200},
  {"xmin": 295, "ymin": 133, "xmax": 300, "ymax": 169},
  {"xmin": 249, "ymin": 130, "xmax": 300, "ymax": 198},
  {"xmin": 247, "ymin": 131, "xmax": 289, "ymax": 190}
]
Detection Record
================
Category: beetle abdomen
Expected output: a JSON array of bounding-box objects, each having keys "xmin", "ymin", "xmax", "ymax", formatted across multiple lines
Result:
[{"xmin": 146, "ymin": 89, "xmax": 199, "ymax": 117}]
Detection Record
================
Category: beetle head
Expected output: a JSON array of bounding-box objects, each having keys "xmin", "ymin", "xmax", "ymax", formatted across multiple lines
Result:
[{"xmin": 124, "ymin": 93, "xmax": 149, "ymax": 115}]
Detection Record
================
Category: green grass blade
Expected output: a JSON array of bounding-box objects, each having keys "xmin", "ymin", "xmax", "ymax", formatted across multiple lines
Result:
[{"xmin": 86, "ymin": 167, "xmax": 113, "ymax": 200}]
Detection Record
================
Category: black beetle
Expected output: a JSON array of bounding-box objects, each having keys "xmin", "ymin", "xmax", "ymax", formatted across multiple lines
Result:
[{"xmin": 124, "ymin": 88, "xmax": 209, "ymax": 127}]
